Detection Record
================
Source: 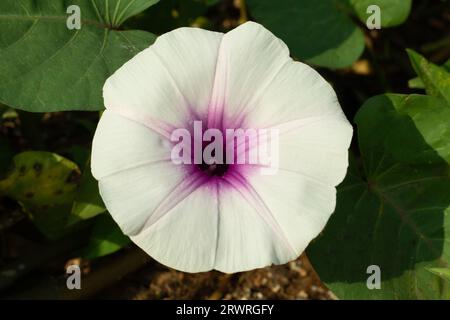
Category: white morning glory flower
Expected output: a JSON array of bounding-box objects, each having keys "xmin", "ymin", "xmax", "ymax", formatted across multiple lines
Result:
[{"xmin": 91, "ymin": 22, "xmax": 353, "ymax": 273}]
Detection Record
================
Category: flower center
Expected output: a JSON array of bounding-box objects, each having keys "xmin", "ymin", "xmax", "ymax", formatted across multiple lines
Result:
[
  {"xmin": 197, "ymin": 162, "xmax": 229, "ymax": 177},
  {"xmin": 174, "ymin": 119, "xmax": 278, "ymax": 180},
  {"xmin": 197, "ymin": 144, "xmax": 229, "ymax": 177}
]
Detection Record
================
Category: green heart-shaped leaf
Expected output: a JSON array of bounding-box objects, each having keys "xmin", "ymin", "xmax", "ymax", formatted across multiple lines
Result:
[
  {"xmin": 247, "ymin": 0, "xmax": 364, "ymax": 68},
  {"xmin": 349, "ymin": 0, "xmax": 412, "ymax": 27},
  {"xmin": 246, "ymin": 0, "xmax": 412, "ymax": 68},
  {"xmin": 0, "ymin": 0, "xmax": 157, "ymax": 112},
  {"xmin": 308, "ymin": 94, "xmax": 450, "ymax": 299}
]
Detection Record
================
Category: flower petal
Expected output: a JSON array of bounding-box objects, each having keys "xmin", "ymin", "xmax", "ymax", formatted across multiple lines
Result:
[
  {"xmin": 215, "ymin": 115, "xmax": 351, "ymax": 272},
  {"xmin": 207, "ymin": 22, "xmax": 290, "ymax": 128},
  {"xmin": 131, "ymin": 185, "xmax": 219, "ymax": 273},
  {"xmin": 275, "ymin": 116, "xmax": 353, "ymax": 186},
  {"xmin": 235, "ymin": 66, "xmax": 352, "ymax": 263},
  {"xmin": 104, "ymin": 27, "xmax": 223, "ymax": 129},
  {"xmin": 243, "ymin": 59, "xmax": 348, "ymax": 130},
  {"xmin": 92, "ymin": 111, "xmax": 186, "ymax": 236},
  {"xmin": 214, "ymin": 181, "xmax": 297, "ymax": 273},
  {"xmin": 91, "ymin": 111, "xmax": 172, "ymax": 179},
  {"xmin": 205, "ymin": 22, "xmax": 353, "ymax": 271},
  {"xmin": 242, "ymin": 57, "xmax": 353, "ymax": 186},
  {"xmin": 244, "ymin": 169, "xmax": 339, "ymax": 262}
]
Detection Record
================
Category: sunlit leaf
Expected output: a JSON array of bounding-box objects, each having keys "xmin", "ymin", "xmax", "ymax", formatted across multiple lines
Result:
[
  {"xmin": 0, "ymin": 151, "xmax": 82, "ymax": 238},
  {"xmin": 83, "ymin": 214, "xmax": 130, "ymax": 259},
  {"xmin": 427, "ymin": 268, "xmax": 450, "ymax": 281},
  {"xmin": 408, "ymin": 50, "xmax": 450, "ymax": 103},
  {"xmin": 71, "ymin": 159, "xmax": 106, "ymax": 223},
  {"xmin": 408, "ymin": 77, "xmax": 425, "ymax": 90}
]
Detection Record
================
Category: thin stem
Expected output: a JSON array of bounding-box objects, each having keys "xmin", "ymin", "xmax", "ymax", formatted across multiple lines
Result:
[{"xmin": 238, "ymin": 0, "xmax": 248, "ymax": 24}]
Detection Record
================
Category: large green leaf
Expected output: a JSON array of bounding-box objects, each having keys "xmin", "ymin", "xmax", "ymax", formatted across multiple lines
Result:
[
  {"xmin": 247, "ymin": 0, "xmax": 364, "ymax": 68},
  {"xmin": 348, "ymin": 0, "xmax": 412, "ymax": 27},
  {"xmin": 91, "ymin": 0, "xmax": 160, "ymax": 27},
  {"xmin": 308, "ymin": 94, "xmax": 450, "ymax": 299},
  {"xmin": 0, "ymin": 0, "xmax": 157, "ymax": 112},
  {"xmin": 0, "ymin": 151, "xmax": 82, "ymax": 238},
  {"xmin": 407, "ymin": 50, "xmax": 450, "ymax": 103},
  {"xmin": 246, "ymin": 0, "xmax": 412, "ymax": 68}
]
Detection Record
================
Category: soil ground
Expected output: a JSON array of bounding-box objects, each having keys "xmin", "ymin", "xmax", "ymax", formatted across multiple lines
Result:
[{"xmin": 98, "ymin": 254, "xmax": 334, "ymax": 300}]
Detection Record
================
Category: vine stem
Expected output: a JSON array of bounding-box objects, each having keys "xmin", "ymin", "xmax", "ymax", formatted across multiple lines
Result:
[{"xmin": 238, "ymin": 0, "xmax": 248, "ymax": 24}]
